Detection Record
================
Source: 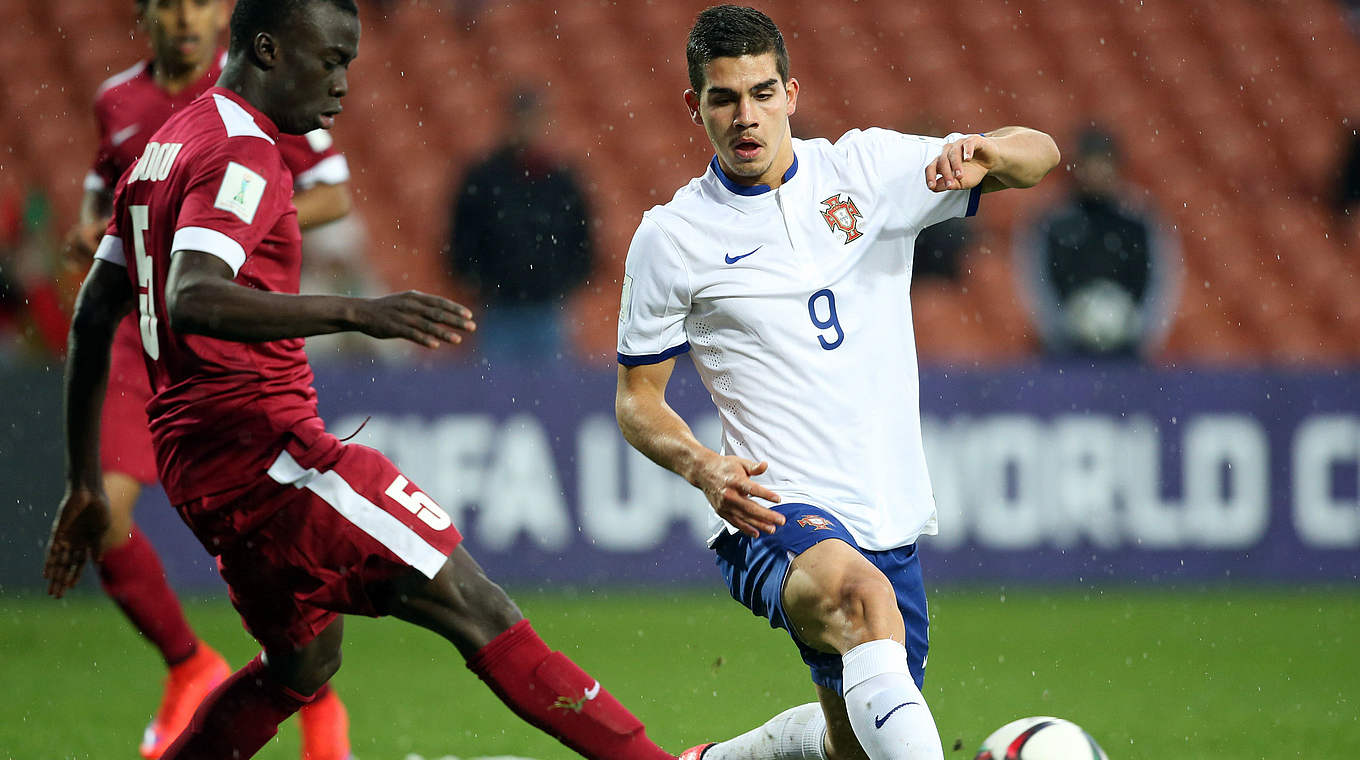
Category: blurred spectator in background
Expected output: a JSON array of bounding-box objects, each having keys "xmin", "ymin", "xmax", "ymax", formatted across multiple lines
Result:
[
  {"xmin": 913, "ymin": 216, "xmax": 970, "ymax": 281},
  {"xmin": 0, "ymin": 187, "xmax": 72, "ymax": 363},
  {"xmin": 1015, "ymin": 127, "xmax": 1179, "ymax": 359},
  {"xmin": 1337, "ymin": 128, "xmax": 1360, "ymax": 227},
  {"xmin": 1345, "ymin": 0, "xmax": 1360, "ymax": 36},
  {"xmin": 445, "ymin": 87, "xmax": 593, "ymax": 365}
]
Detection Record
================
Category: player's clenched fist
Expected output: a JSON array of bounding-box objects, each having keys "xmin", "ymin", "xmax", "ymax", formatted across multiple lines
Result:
[
  {"xmin": 926, "ymin": 134, "xmax": 999, "ymax": 192},
  {"xmin": 356, "ymin": 291, "xmax": 477, "ymax": 348},
  {"xmin": 694, "ymin": 455, "xmax": 785, "ymax": 538}
]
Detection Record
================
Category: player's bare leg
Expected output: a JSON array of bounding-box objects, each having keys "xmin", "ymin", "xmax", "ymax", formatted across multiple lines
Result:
[
  {"xmin": 98, "ymin": 472, "xmax": 139, "ymax": 553},
  {"xmin": 96, "ymin": 471, "xmax": 230, "ymax": 759},
  {"xmin": 782, "ymin": 540, "xmax": 942, "ymax": 760},
  {"xmin": 162, "ymin": 618, "xmax": 345, "ymax": 760},
  {"xmin": 813, "ymin": 687, "xmax": 869, "ymax": 760},
  {"xmin": 378, "ymin": 545, "xmax": 675, "ymax": 760}
]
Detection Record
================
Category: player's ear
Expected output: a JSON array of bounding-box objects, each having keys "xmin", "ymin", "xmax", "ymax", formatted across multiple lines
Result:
[
  {"xmin": 785, "ymin": 78, "xmax": 799, "ymax": 118},
  {"xmin": 252, "ymin": 31, "xmax": 280, "ymax": 69},
  {"xmin": 684, "ymin": 89, "xmax": 703, "ymax": 127}
]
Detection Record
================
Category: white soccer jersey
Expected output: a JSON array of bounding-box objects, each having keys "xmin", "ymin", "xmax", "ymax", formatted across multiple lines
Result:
[{"xmin": 618, "ymin": 128, "xmax": 980, "ymax": 551}]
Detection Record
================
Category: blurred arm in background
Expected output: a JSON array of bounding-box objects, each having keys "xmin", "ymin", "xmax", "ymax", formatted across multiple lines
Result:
[
  {"xmin": 293, "ymin": 181, "xmax": 351, "ymax": 230},
  {"xmin": 66, "ymin": 186, "xmax": 112, "ymax": 261}
]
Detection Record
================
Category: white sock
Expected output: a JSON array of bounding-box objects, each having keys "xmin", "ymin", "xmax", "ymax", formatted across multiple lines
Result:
[
  {"xmin": 704, "ymin": 702, "xmax": 828, "ymax": 759},
  {"xmin": 841, "ymin": 640, "xmax": 943, "ymax": 760}
]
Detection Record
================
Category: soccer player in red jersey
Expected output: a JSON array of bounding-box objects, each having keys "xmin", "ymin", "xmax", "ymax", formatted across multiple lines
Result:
[
  {"xmin": 64, "ymin": 2, "xmax": 355, "ymax": 758},
  {"xmin": 45, "ymin": 2, "xmax": 677, "ymax": 759}
]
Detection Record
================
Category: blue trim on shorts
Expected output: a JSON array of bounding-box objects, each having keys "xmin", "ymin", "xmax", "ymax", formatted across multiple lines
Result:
[{"xmin": 713, "ymin": 503, "xmax": 929, "ymax": 695}]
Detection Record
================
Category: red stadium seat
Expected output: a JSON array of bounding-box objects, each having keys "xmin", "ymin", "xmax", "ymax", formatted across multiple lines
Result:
[{"xmin": 5, "ymin": 0, "xmax": 1355, "ymax": 366}]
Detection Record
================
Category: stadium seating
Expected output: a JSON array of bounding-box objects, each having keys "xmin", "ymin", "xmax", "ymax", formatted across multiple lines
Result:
[{"xmin": 7, "ymin": 0, "xmax": 1357, "ymax": 364}]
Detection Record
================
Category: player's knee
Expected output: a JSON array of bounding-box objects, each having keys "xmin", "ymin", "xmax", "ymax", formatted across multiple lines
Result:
[
  {"xmin": 437, "ymin": 567, "xmax": 521, "ymax": 631},
  {"xmin": 316, "ymin": 646, "xmax": 342, "ymax": 683},
  {"xmin": 826, "ymin": 574, "xmax": 900, "ymax": 645},
  {"xmin": 383, "ymin": 559, "xmax": 523, "ymax": 654},
  {"xmin": 97, "ymin": 475, "xmax": 140, "ymax": 552},
  {"xmin": 264, "ymin": 642, "xmax": 342, "ymax": 696},
  {"xmin": 295, "ymin": 646, "xmax": 342, "ymax": 691}
]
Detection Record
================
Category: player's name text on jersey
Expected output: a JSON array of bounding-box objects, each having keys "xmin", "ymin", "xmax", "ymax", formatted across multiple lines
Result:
[{"xmin": 127, "ymin": 141, "xmax": 184, "ymax": 184}]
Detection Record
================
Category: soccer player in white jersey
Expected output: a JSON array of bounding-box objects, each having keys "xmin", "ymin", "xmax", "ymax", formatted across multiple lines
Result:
[{"xmin": 615, "ymin": 7, "xmax": 1059, "ymax": 760}]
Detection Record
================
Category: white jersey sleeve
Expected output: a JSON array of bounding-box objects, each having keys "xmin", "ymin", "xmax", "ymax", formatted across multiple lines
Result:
[
  {"xmin": 840, "ymin": 128, "xmax": 979, "ymax": 234},
  {"xmin": 93, "ymin": 234, "xmax": 126, "ymax": 268},
  {"xmin": 616, "ymin": 215, "xmax": 692, "ymax": 365}
]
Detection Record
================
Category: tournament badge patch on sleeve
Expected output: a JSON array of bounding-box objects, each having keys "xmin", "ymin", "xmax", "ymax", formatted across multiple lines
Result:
[
  {"xmin": 214, "ymin": 161, "xmax": 267, "ymax": 224},
  {"xmin": 820, "ymin": 194, "xmax": 864, "ymax": 244}
]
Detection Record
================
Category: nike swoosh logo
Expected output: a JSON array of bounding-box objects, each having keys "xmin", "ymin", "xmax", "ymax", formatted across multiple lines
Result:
[
  {"xmin": 724, "ymin": 246, "xmax": 762, "ymax": 264},
  {"xmin": 583, "ymin": 681, "xmax": 601, "ymax": 700},
  {"xmin": 111, "ymin": 124, "xmax": 141, "ymax": 147},
  {"xmin": 874, "ymin": 701, "xmax": 918, "ymax": 729}
]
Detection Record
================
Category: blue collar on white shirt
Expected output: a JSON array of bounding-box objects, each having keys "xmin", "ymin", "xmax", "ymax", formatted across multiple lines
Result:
[{"xmin": 709, "ymin": 153, "xmax": 799, "ymax": 196}]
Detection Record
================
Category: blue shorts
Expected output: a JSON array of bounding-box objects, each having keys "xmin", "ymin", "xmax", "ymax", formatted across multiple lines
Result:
[{"xmin": 713, "ymin": 503, "xmax": 929, "ymax": 696}]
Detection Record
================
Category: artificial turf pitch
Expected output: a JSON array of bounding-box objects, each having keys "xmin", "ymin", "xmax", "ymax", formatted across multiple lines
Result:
[{"xmin": 2, "ymin": 587, "xmax": 1355, "ymax": 759}]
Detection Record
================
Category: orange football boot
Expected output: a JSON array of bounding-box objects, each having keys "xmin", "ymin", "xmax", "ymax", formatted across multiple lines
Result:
[
  {"xmin": 139, "ymin": 643, "xmax": 231, "ymax": 758},
  {"xmin": 300, "ymin": 686, "xmax": 353, "ymax": 760}
]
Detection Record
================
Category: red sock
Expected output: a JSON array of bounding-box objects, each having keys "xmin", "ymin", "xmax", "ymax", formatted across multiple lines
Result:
[
  {"xmin": 467, "ymin": 620, "xmax": 673, "ymax": 760},
  {"xmin": 97, "ymin": 526, "xmax": 198, "ymax": 665},
  {"xmin": 162, "ymin": 654, "xmax": 313, "ymax": 760}
]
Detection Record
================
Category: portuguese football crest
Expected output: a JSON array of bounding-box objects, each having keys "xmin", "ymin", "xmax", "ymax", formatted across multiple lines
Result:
[
  {"xmin": 797, "ymin": 514, "xmax": 835, "ymax": 531},
  {"xmin": 820, "ymin": 193, "xmax": 863, "ymax": 244}
]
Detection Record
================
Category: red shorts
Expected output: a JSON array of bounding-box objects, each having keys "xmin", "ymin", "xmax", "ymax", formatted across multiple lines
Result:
[
  {"xmin": 181, "ymin": 440, "xmax": 463, "ymax": 652},
  {"xmin": 100, "ymin": 317, "xmax": 157, "ymax": 485}
]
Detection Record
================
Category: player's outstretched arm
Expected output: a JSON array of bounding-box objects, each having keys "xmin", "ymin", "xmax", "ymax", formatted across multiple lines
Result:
[
  {"xmin": 926, "ymin": 126, "xmax": 1060, "ymax": 194},
  {"xmin": 45, "ymin": 260, "xmax": 133, "ymax": 597},
  {"xmin": 616, "ymin": 361, "xmax": 784, "ymax": 537},
  {"xmin": 165, "ymin": 250, "xmax": 476, "ymax": 347}
]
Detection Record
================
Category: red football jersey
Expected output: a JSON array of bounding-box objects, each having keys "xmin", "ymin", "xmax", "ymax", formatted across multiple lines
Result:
[
  {"xmin": 95, "ymin": 87, "xmax": 339, "ymax": 505},
  {"xmin": 87, "ymin": 50, "xmax": 347, "ymax": 194}
]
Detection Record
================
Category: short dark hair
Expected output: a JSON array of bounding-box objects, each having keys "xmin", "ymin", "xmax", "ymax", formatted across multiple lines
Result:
[
  {"xmin": 228, "ymin": 0, "xmax": 358, "ymax": 55},
  {"xmin": 686, "ymin": 5, "xmax": 789, "ymax": 92}
]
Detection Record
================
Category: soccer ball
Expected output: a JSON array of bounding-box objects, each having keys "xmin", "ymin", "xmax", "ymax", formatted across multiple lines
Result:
[{"xmin": 973, "ymin": 716, "xmax": 1109, "ymax": 759}]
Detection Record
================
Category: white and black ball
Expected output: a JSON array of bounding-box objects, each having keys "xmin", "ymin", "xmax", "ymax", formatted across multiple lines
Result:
[{"xmin": 973, "ymin": 716, "xmax": 1109, "ymax": 760}]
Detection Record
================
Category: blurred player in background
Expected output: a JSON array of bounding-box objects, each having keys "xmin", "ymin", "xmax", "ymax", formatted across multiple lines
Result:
[
  {"xmin": 46, "ymin": 1, "xmax": 678, "ymax": 759},
  {"xmin": 63, "ymin": 0, "xmax": 354, "ymax": 757},
  {"xmin": 616, "ymin": 6, "xmax": 1058, "ymax": 760}
]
